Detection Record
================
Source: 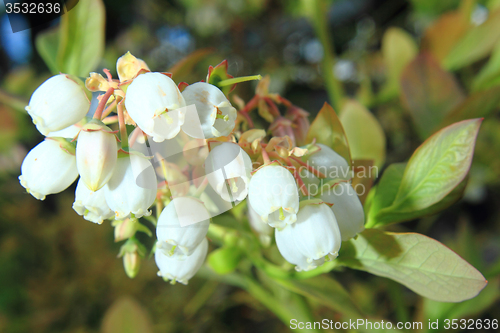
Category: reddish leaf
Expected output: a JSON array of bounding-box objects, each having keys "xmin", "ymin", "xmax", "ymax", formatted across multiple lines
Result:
[
  {"xmin": 305, "ymin": 102, "xmax": 352, "ymax": 168},
  {"xmin": 400, "ymin": 53, "xmax": 466, "ymax": 139}
]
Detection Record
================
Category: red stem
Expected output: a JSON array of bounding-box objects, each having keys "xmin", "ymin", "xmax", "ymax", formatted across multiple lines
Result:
[
  {"xmin": 117, "ymin": 101, "xmax": 128, "ymax": 149},
  {"xmin": 103, "ymin": 68, "xmax": 113, "ymax": 82},
  {"xmin": 278, "ymin": 96, "xmax": 292, "ymax": 107},
  {"xmin": 93, "ymin": 87, "xmax": 115, "ymax": 120},
  {"xmin": 129, "ymin": 127, "xmax": 143, "ymax": 147},
  {"xmin": 260, "ymin": 143, "xmax": 271, "ymax": 165},
  {"xmin": 241, "ymin": 95, "xmax": 259, "ymax": 113},
  {"xmin": 264, "ymin": 97, "xmax": 281, "ymax": 117},
  {"xmin": 284, "ymin": 158, "xmax": 309, "ymax": 196},
  {"xmin": 101, "ymin": 99, "xmax": 117, "ymax": 120}
]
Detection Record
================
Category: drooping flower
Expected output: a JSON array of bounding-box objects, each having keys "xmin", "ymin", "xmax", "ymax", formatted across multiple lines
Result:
[
  {"xmin": 304, "ymin": 143, "xmax": 350, "ymax": 180},
  {"xmin": 104, "ymin": 153, "xmax": 157, "ymax": 219},
  {"xmin": 275, "ymin": 222, "xmax": 323, "ymax": 271},
  {"xmin": 320, "ymin": 182, "xmax": 365, "ymax": 241},
  {"xmin": 275, "ymin": 203, "xmax": 342, "ymax": 271},
  {"xmin": 124, "ymin": 72, "xmax": 186, "ymax": 142},
  {"xmin": 73, "ymin": 178, "xmax": 114, "ymax": 224},
  {"xmin": 204, "ymin": 142, "xmax": 252, "ymax": 202},
  {"xmin": 248, "ymin": 165, "xmax": 299, "ymax": 228},
  {"xmin": 19, "ymin": 138, "xmax": 78, "ymax": 200},
  {"xmin": 156, "ymin": 197, "xmax": 210, "ymax": 258},
  {"xmin": 25, "ymin": 74, "xmax": 90, "ymax": 135},
  {"xmin": 155, "ymin": 237, "xmax": 208, "ymax": 285},
  {"xmin": 76, "ymin": 120, "xmax": 118, "ymax": 191},
  {"xmin": 181, "ymin": 82, "xmax": 237, "ymax": 139}
]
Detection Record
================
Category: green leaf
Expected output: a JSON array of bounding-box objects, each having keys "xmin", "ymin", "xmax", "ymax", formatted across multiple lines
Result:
[
  {"xmin": 400, "ymin": 53, "xmax": 466, "ymax": 139},
  {"xmin": 472, "ymin": 42, "xmax": 500, "ymax": 91},
  {"xmin": 306, "ymin": 102, "xmax": 352, "ymax": 168},
  {"xmin": 101, "ymin": 296, "xmax": 153, "ymax": 333},
  {"xmin": 441, "ymin": 85, "xmax": 500, "ymax": 127},
  {"xmin": 391, "ymin": 119, "xmax": 481, "ymax": 212},
  {"xmin": 35, "ymin": 0, "xmax": 106, "ymax": 76},
  {"xmin": 489, "ymin": 0, "xmax": 500, "ymax": 10},
  {"xmin": 207, "ymin": 246, "xmax": 242, "ymax": 274},
  {"xmin": 366, "ymin": 163, "xmax": 468, "ymax": 228},
  {"xmin": 338, "ymin": 229, "xmax": 487, "ymax": 302},
  {"xmin": 443, "ymin": 9, "xmax": 500, "ymax": 70},
  {"xmin": 409, "ymin": 0, "xmax": 461, "ymax": 16},
  {"xmin": 424, "ymin": 278, "xmax": 500, "ymax": 323},
  {"xmin": 381, "ymin": 27, "xmax": 418, "ymax": 95},
  {"xmin": 275, "ymin": 275, "xmax": 364, "ymax": 319},
  {"xmin": 35, "ymin": 27, "xmax": 60, "ymax": 74},
  {"xmin": 57, "ymin": 0, "xmax": 106, "ymax": 76},
  {"xmin": 339, "ymin": 100, "xmax": 386, "ymax": 168}
]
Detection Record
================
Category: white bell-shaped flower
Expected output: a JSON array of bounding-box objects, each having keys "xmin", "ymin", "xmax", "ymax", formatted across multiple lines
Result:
[
  {"xmin": 275, "ymin": 203, "xmax": 342, "ymax": 271},
  {"xmin": 125, "ymin": 72, "xmax": 186, "ymax": 142},
  {"xmin": 76, "ymin": 121, "xmax": 118, "ymax": 191},
  {"xmin": 248, "ymin": 165, "xmax": 299, "ymax": 228},
  {"xmin": 204, "ymin": 142, "xmax": 252, "ymax": 202},
  {"xmin": 73, "ymin": 178, "xmax": 114, "ymax": 224},
  {"xmin": 155, "ymin": 237, "xmax": 208, "ymax": 285},
  {"xmin": 156, "ymin": 197, "xmax": 210, "ymax": 258},
  {"xmin": 104, "ymin": 153, "xmax": 157, "ymax": 219},
  {"xmin": 19, "ymin": 139, "xmax": 78, "ymax": 200},
  {"xmin": 181, "ymin": 82, "xmax": 237, "ymax": 139},
  {"xmin": 248, "ymin": 202, "xmax": 273, "ymax": 246},
  {"xmin": 275, "ymin": 223, "xmax": 324, "ymax": 271},
  {"xmin": 25, "ymin": 74, "xmax": 90, "ymax": 135},
  {"xmin": 305, "ymin": 143, "xmax": 350, "ymax": 180},
  {"xmin": 320, "ymin": 182, "xmax": 365, "ymax": 241}
]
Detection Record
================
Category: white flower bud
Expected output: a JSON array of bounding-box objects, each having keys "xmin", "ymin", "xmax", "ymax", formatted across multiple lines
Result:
[
  {"xmin": 275, "ymin": 203, "xmax": 341, "ymax": 271},
  {"xmin": 320, "ymin": 182, "xmax": 365, "ymax": 241},
  {"xmin": 156, "ymin": 197, "xmax": 210, "ymax": 258},
  {"xmin": 248, "ymin": 202, "xmax": 273, "ymax": 246},
  {"xmin": 25, "ymin": 74, "xmax": 89, "ymax": 135},
  {"xmin": 19, "ymin": 139, "xmax": 78, "ymax": 200},
  {"xmin": 204, "ymin": 142, "xmax": 252, "ymax": 202},
  {"xmin": 125, "ymin": 72, "xmax": 186, "ymax": 142},
  {"xmin": 155, "ymin": 237, "xmax": 208, "ymax": 285},
  {"xmin": 73, "ymin": 178, "xmax": 114, "ymax": 224},
  {"xmin": 104, "ymin": 153, "xmax": 157, "ymax": 219},
  {"xmin": 248, "ymin": 165, "xmax": 299, "ymax": 228},
  {"xmin": 181, "ymin": 82, "xmax": 237, "ymax": 139},
  {"xmin": 76, "ymin": 121, "xmax": 118, "ymax": 191},
  {"xmin": 305, "ymin": 143, "xmax": 350, "ymax": 180}
]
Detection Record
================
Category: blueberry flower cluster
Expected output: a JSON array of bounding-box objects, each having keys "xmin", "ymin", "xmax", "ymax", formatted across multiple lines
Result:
[{"xmin": 19, "ymin": 52, "xmax": 365, "ymax": 283}]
